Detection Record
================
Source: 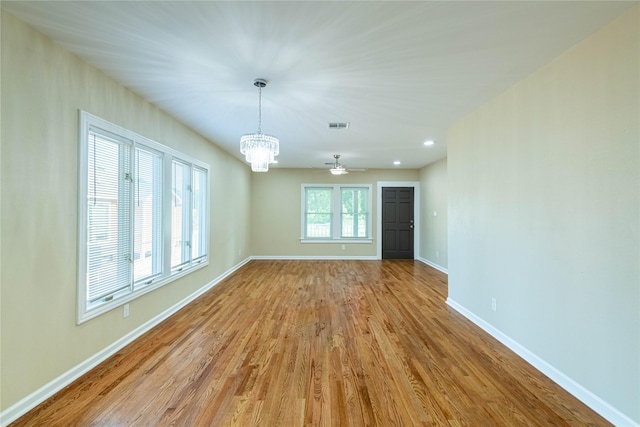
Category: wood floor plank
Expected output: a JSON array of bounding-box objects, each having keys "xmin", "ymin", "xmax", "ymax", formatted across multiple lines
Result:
[{"xmin": 10, "ymin": 260, "xmax": 611, "ymax": 426}]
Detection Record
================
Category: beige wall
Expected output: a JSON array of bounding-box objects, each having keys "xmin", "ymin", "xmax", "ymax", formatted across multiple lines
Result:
[
  {"xmin": 448, "ymin": 7, "xmax": 639, "ymax": 423},
  {"xmin": 251, "ymin": 168, "xmax": 419, "ymax": 257},
  {"xmin": 419, "ymin": 158, "xmax": 448, "ymax": 269},
  {"xmin": 0, "ymin": 12, "xmax": 251, "ymax": 411}
]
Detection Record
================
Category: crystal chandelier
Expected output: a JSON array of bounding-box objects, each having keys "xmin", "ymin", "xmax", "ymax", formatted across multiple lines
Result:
[{"xmin": 240, "ymin": 79, "xmax": 279, "ymax": 172}]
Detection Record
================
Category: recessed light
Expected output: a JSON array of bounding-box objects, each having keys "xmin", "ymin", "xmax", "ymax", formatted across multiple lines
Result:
[
  {"xmin": 393, "ymin": 161, "xmax": 401, "ymax": 165},
  {"xmin": 424, "ymin": 140, "xmax": 435, "ymax": 146}
]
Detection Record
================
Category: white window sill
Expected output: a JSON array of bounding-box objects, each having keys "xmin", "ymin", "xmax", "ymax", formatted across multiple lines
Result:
[
  {"xmin": 79, "ymin": 259, "xmax": 209, "ymax": 324},
  {"xmin": 300, "ymin": 238, "xmax": 372, "ymax": 244}
]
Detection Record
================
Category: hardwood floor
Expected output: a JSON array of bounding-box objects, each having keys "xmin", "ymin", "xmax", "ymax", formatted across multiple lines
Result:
[{"xmin": 12, "ymin": 260, "xmax": 610, "ymax": 426}]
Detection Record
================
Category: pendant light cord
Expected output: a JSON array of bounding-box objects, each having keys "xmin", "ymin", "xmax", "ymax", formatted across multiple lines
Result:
[{"xmin": 257, "ymin": 84, "xmax": 262, "ymax": 134}]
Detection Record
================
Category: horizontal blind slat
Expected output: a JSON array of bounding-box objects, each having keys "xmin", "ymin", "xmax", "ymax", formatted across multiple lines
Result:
[{"xmin": 87, "ymin": 129, "xmax": 132, "ymax": 302}]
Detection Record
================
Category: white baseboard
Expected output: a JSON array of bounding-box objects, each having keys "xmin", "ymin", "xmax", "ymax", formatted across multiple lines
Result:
[
  {"xmin": 250, "ymin": 255, "xmax": 378, "ymax": 260},
  {"xmin": 417, "ymin": 257, "xmax": 448, "ymax": 274},
  {"xmin": 0, "ymin": 257, "xmax": 252, "ymax": 427},
  {"xmin": 446, "ymin": 298, "xmax": 638, "ymax": 427},
  {"xmin": 8, "ymin": 260, "xmax": 633, "ymax": 426}
]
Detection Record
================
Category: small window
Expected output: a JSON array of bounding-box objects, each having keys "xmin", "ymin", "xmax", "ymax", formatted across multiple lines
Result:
[{"xmin": 301, "ymin": 184, "xmax": 371, "ymax": 242}]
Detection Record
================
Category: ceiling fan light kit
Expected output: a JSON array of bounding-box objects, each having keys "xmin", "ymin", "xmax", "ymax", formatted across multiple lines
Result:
[
  {"xmin": 327, "ymin": 154, "xmax": 350, "ymax": 175},
  {"xmin": 330, "ymin": 166, "xmax": 348, "ymax": 176},
  {"xmin": 240, "ymin": 79, "xmax": 279, "ymax": 172}
]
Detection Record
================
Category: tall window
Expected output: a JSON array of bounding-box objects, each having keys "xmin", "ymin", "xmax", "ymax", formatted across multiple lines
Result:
[
  {"xmin": 304, "ymin": 187, "xmax": 333, "ymax": 238},
  {"xmin": 171, "ymin": 160, "xmax": 189, "ymax": 271},
  {"xmin": 191, "ymin": 167, "xmax": 208, "ymax": 261},
  {"xmin": 341, "ymin": 187, "xmax": 369, "ymax": 238},
  {"xmin": 134, "ymin": 147, "xmax": 163, "ymax": 283},
  {"xmin": 171, "ymin": 161, "xmax": 208, "ymax": 272},
  {"xmin": 86, "ymin": 129, "xmax": 132, "ymax": 303},
  {"xmin": 79, "ymin": 111, "xmax": 209, "ymax": 323},
  {"xmin": 301, "ymin": 184, "xmax": 371, "ymax": 241}
]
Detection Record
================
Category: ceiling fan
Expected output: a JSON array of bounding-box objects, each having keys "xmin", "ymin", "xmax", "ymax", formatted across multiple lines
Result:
[{"xmin": 324, "ymin": 154, "xmax": 365, "ymax": 175}]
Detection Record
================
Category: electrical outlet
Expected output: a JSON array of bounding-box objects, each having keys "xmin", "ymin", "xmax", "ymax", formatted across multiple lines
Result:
[
  {"xmin": 341, "ymin": 244, "xmax": 346, "ymax": 250},
  {"xmin": 491, "ymin": 298, "xmax": 497, "ymax": 312},
  {"xmin": 123, "ymin": 304, "xmax": 130, "ymax": 318},
  {"xmin": 436, "ymin": 250, "xmax": 439, "ymax": 258}
]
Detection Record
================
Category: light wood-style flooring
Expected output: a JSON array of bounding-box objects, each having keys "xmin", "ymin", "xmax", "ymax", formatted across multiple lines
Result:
[{"xmin": 12, "ymin": 260, "xmax": 610, "ymax": 426}]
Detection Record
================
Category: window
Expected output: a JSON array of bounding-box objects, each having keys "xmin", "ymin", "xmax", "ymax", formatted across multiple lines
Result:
[
  {"xmin": 191, "ymin": 167, "xmax": 208, "ymax": 261},
  {"xmin": 304, "ymin": 187, "xmax": 333, "ymax": 238},
  {"xmin": 171, "ymin": 160, "xmax": 189, "ymax": 271},
  {"xmin": 134, "ymin": 147, "xmax": 163, "ymax": 283},
  {"xmin": 78, "ymin": 111, "xmax": 209, "ymax": 323},
  {"xmin": 301, "ymin": 184, "xmax": 371, "ymax": 242},
  {"xmin": 341, "ymin": 187, "xmax": 369, "ymax": 238},
  {"xmin": 171, "ymin": 161, "xmax": 208, "ymax": 272}
]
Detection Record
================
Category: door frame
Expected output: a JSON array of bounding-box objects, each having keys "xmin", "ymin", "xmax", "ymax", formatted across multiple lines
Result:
[{"xmin": 376, "ymin": 181, "xmax": 420, "ymax": 260}]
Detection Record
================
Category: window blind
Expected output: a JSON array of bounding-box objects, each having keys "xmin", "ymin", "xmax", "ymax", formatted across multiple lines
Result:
[
  {"xmin": 79, "ymin": 111, "xmax": 210, "ymax": 322},
  {"xmin": 133, "ymin": 147, "xmax": 163, "ymax": 285},
  {"xmin": 87, "ymin": 128, "xmax": 132, "ymax": 302}
]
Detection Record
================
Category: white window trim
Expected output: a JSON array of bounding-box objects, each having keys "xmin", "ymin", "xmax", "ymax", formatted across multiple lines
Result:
[
  {"xmin": 300, "ymin": 184, "xmax": 373, "ymax": 243},
  {"xmin": 77, "ymin": 111, "xmax": 210, "ymax": 324}
]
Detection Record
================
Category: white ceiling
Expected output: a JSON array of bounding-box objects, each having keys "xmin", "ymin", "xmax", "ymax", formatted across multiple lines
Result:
[{"xmin": 2, "ymin": 1, "xmax": 633, "ymax": 170}]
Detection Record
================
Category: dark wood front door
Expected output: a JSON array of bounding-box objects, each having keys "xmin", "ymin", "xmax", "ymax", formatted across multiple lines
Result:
[{"xmin": 382, "ymin": 187, "xmax": 414, "ymax": 259}]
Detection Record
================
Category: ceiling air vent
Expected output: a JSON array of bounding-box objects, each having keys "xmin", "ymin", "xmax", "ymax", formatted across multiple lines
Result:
[{"xmin": 328, "ymin": 122, "xmax": 349, "ymax": 130}]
